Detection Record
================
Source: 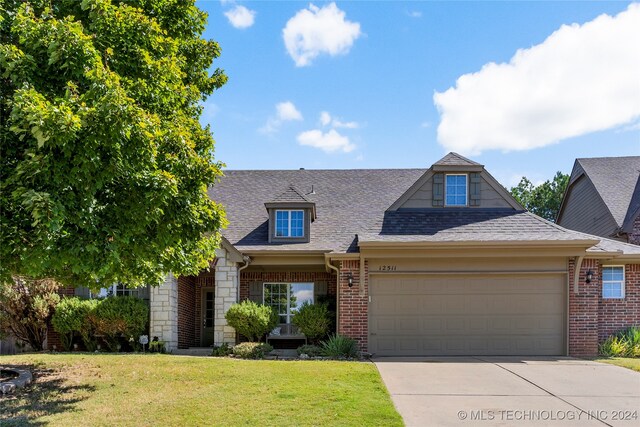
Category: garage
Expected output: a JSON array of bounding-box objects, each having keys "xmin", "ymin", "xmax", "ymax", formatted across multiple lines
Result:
[{"xmin": 369, "ymin": 273, "xmax": 566, "ymax": 356}]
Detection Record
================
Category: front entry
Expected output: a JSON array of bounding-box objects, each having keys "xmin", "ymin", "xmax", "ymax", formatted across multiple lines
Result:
[{"xmin": 201, "ymin": 287, "xmax": 215, "ymax": 346}]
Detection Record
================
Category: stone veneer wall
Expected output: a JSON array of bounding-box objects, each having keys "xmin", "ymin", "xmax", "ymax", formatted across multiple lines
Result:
[
  {"xmin": 149, "ymin": 273, "xmax": 178, "ymax": 351},
  {"xmin": 213, "ymin": 247, "xmax": 239, "ymax": 346}
]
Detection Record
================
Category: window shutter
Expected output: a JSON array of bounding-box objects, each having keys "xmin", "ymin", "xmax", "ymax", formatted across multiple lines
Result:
[
  {"xmin": 432, "ymin": 173, "xmax": 444, "ymax": 207},
  {"xmin": 248, "ymin": 282, "xmax": 263, "ymax": 303},
  {"xmin": 469, "ymin": 173, "xmax": 481, "ymax": 206},
  {"xmin": 314, "ymin": 280, "xmax": 328, "ymax": 300},
  {"xmin": 74, "ymin": 287, "xmax": 91, "ymax": 299}
]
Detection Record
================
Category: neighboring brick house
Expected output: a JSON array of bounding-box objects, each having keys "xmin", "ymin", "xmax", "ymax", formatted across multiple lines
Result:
[
  {"xmin": 557, "ymin": 156, "xmax": 640, "ymax": 245},
  {"xmin": 50, "ymin": 153, "xmax": 640, "ymax": 357}
]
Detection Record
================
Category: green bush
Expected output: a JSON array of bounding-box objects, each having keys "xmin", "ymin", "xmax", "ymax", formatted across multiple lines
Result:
[
  {"xmin": 297, "ymin": 344, "xmax": 322, "ymax": 357},
  {"xmin": 225, "ymin": 301, "xmax": 278, "ymax": 342},
  {"xmin": 232, "ymin": 342, "xmax": 273, "ymax": 359},
  {"xmin": 212, "ymin": 343, "xmax": 233, "ymax": 357},
  {"xmin": 52, "ymin": 297, "xmax": 91, "ymax": 351},
  {"xmin": 320, "ymin": 335, "xmax": 360, "ymax": 359},
  {"xmin": 148, "ymin": 340, "xmax": 166, "ymax": 354},
  {"xmin": 92, "ymin": 296, "xmax": 149, "ymax": 351},
  {"xmin": 292, "ymin": 303, "xmax": 331, "ymax": 344},
  {"xmin": 599, "ymin": 326, "xmax": 640, "ymax": 357}
]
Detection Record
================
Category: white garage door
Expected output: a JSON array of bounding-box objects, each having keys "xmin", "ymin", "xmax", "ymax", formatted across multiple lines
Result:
[{"xmin": 369, "ymin": 274, "xmax": 565, "ymax": 356}]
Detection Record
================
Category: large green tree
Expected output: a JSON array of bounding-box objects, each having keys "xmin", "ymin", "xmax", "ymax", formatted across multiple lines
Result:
[
  {"xmin": 510, "ymin": 172, "xmax": 569, "ymax": 222},
  {"xmin": 0, "ymin": 0, "xmax": 227, "ymax": 289}
]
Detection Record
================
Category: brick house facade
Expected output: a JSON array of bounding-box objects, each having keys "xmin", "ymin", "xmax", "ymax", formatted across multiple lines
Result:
[{"xmin": 43, "ymin": 153, "xmax": 640, "ymax": 357}]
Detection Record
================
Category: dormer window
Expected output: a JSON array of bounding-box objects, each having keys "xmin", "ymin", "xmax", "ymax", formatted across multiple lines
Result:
[
  {"xmin": 275, "ymin": 210, "xmax": 304, "ymax": 237},
  {"xmin": 445, "ymin": 174, "xmax": 468, "ymax": 206}
]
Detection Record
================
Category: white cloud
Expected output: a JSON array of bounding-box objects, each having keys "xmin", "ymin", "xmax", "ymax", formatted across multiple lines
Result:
[
  {"xmin": 318, "ymin": 111, "xmax": 359, "ymax": 129},
  {"xmin": 259, "ymin": 101, "xmax": 303, "ymax": 134},
  {"xmin": 276, "ymin": 101, "xmax": 303, "ymax": 121},
  {"xmin": 320, "ymin": 111, "xmax": 332, "ymax": 126},
  {"xmin": 283, "ymin": 2, "xmax": 362, "ymax": 67},
  {"xmin": 297, "ymin": 129, "xmax": 355, "ymax": 153},
  {"xmin": 224, "ymin": 5, "xmax": 256, "ymax": 29},
  {"xmin": 434, "ymin": 4, "xmax": 640, "ymax": 155}
]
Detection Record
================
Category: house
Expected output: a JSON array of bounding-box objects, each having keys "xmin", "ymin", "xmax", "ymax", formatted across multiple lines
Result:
[
  {"xmin": 50, "ymin": 153, "xmax": 640, "ymax": 357},
  {"xmin": 557, "ymin": 156, "xmax": 640, "ymax": 245}
]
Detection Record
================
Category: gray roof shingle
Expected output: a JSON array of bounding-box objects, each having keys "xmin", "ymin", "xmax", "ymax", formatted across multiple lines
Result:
[
  {"xmin": 359, "ymin": 210, "xmax": 597, "ymax": 243},
  {"xmin": 269, "ymin": 185, "xmax": 312, "ymax": 204},
  {"xmin": 433, "ymin": 152, "xmax": 482, "ymax": 166},
  {"xmin": 208, "ymin": 169, "xmax": 426, "ymax": 252},
  {"xmin": 576, "ymin": 156, "xmax": 640, "ymax": 227}
]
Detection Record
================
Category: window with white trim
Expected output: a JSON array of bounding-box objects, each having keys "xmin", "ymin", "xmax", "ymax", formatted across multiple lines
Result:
[
  {"xmin": 263, "ymin": 283, "xmax": 314, "ymax": 324},
  {"xmin": 275, "ymin": 210, "xmax": 304, "ymax": 237},
  {"xmin": 602, "ymin": 266, "xmax": 625, "ymax": 299},
  {"xmin": 445, "ymin": 174, "xmax": 468, "ymax": 206}
]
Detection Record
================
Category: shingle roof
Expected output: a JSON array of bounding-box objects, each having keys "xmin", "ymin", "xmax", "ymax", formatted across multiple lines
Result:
[
  {"xmin": 433, "ymin": 152, "xmax": 482, "ymax": 167},
  {"xmin": 359, "ymin": 210, "xmax": 596, "ymax": 243},
  {"xmin": 209, "ymin": 169, "xmax": 426, "ymax": 252},
  {"xmin": 576, "ymin": 156, "xmax": 640, "ymax": 227},
  {"xmin": 269, "ymin": 185, "xmax": 311, "ymax": 204}
]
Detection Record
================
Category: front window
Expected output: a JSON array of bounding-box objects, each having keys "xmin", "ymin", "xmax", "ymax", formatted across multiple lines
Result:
[
  {"xmin": 275, "ymin": 210, "xmax": 304, "ymax": 237},
  {"xmin": 446, "ymin": 174, "xmax": 468, "ymax": 206},
  {"xmin": 602, "ymin": 266, "xmax": 625, "ymax": 299},
  {"xmin": 263, "ymin": 283, "xmax": 314, "ymax": 324}
]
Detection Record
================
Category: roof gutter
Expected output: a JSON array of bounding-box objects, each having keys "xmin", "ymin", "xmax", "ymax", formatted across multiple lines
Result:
[{"xmin": 357, "ymin": 239, "xmax": 600, "ymax": 250}]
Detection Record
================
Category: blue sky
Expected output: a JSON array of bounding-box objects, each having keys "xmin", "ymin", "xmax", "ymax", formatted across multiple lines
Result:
[{"xmin": 198, "ymin": 1, "xmax": 639, "ymax": 187}]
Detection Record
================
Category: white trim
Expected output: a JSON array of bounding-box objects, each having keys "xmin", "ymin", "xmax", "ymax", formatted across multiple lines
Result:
[
  {"xmin": 601, "ymin": 265, "xmax": 625, "ymax": 299},
  {"xmin": 444, "ymin": 174, "xmax": 468, "ymax": 207},
  {"xmin": 263, "ymin": 282, "xmax": 314, "ymax": 324},
  {"xmin": 274, "ymin": 209, "xmax": 305, "ymax": 238}
]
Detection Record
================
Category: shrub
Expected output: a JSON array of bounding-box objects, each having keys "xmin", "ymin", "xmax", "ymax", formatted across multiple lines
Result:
[
  {"xmin": 599, "ymin": 326, "xmax": 640, "ymax": 357},
  {"xmin": 0, "ymin": 278, "xmax": 60, "ymax": 350},
  {"xmin": 225, "ymin": 301, "xmax": 278, "ymax": 342},
  {"xmin": 52, "ymin": 297, "xmax": 88, "ymax": 351},
  {"xmin": 92, "ymin": 296, "xmax": 149, "ymax": 351},
  {"xmin": 297, "ymin": 344, "xmax": 322, "ymax": 357},
  {"xmin": 320, "ymin": 335, "xmax": 360, "ymax": 359},
  {"xmin": 148, "ymin": 340, "xmax": 167, "ymax": 354},
  {"xmin": 232, "ymin": 342, "xmax": 273, "ymax": 359},
  {"xmin": 211, "ymin": 343, "xmax": 233, "ymax": 357},
  {"xmin": 292, "ymin": 303, "xmax": 331, "ymax": 344}
]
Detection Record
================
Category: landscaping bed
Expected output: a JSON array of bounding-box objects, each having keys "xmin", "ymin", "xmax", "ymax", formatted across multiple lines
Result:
[{"xmin": 0, "ymin": 353, "xmax": 401, "ymax": 426}]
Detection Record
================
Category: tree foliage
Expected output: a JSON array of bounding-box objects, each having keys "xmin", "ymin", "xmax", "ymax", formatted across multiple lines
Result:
[
  {"xmin": 510, "ymin": 172, "xmax": 569, "ymax": 222},
  {"xmin": 0, "ymin": 0, "xmax": 227, "ymax": 289},
  {"xmin": 225, "ymin": 300, "xmax": 278, "ymax": 342},
  {"xmin": 0, "ymin": 278, "xmax": 60, "ymax": 350}
]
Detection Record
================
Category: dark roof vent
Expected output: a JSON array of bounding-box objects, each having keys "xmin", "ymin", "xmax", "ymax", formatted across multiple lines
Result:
[{"xmin": 299, "ymin": 168, "xmax": 305, "ymax": 170}]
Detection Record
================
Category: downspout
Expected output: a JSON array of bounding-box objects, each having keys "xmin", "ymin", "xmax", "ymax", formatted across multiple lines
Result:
[
  {"xmin": 325, "ymin": 256, "xmax": 340, "ymax": 335},
  {"xmin": 237, "ymin": 256, "xmax": 251, "ymax": 303}
]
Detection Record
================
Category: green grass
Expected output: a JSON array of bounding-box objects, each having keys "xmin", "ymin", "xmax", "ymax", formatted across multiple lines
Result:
[
  {"xmin": 596, "ymin": 357, "xmax": 640, "ymax": 373},
  {"xmin": 0, "ymin": 353, "xmax": 402, "ymax": 426}
]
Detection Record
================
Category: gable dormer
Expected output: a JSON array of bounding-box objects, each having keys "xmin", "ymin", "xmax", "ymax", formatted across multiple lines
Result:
[
  {"xmin": 265, "ymin": 185, "xmax": 316, "ymax": 243},
  {"xmin": 388, "ymin": 152, "xmax": 522, "ymax": 211}
]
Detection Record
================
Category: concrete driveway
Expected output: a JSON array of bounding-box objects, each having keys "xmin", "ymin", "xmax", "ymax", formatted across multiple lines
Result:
[{"xmin": 374, "ymin": 357, "xmax": 640, "ymax": 427}]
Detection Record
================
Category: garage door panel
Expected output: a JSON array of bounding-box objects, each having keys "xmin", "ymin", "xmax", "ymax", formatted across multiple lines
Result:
[{"xmin": 369, "ymin": 274, "xmax": 565, "ymax": 356}]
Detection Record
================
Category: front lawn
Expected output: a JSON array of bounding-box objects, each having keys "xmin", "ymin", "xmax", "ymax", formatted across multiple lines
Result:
[
  {"xmin": 0, "ymin": 354, "xmax": 401, "ymax": 426},
  {"xmin": 596, "ymin": 357, "xmax": 640, "ymax": 373}
]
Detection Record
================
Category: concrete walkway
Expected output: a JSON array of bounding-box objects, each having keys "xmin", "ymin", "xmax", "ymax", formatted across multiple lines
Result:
[{"xmin": 374, "ymin": 357, "xmax": 640, "ymax": 427}]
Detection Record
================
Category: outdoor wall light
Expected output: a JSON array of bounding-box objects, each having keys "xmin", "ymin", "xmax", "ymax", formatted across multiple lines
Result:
[
  {"xmin": 347, "ymin": 272, "xmax": 354, "ymax": 287},
  {"xmin": 585, "ymin": 270, "xmax": 594, "ymax": 284}
]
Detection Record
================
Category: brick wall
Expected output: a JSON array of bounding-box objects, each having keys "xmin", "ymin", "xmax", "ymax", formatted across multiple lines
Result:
[
  {"xmin": 45, "ymin": 286, "xmax": 76, "ymax": 350},
  {"xmin": 598, "ymin": 264, "xmax": 640, "ymax": 340},
  {"xmin": 177, "ymin": 275, "xmax": 196, "ymax": 349},
  {"xmin": 337, "ymin": 260, "xmax": 369, "ymax": 352},
  {"xmin": 568, "ymin": 259, "xmax": 599, "ymax": 356},
  {"xmin": 239, "ymin": 271, "xmax": 337, "ymax": 301},
  {"xmin": 569, "ymin": 260, "xmax": 640, "ymax": 356},
  {"xmin": 629, "ymin": 215, "xmax": 640, "ymax": 245}
]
